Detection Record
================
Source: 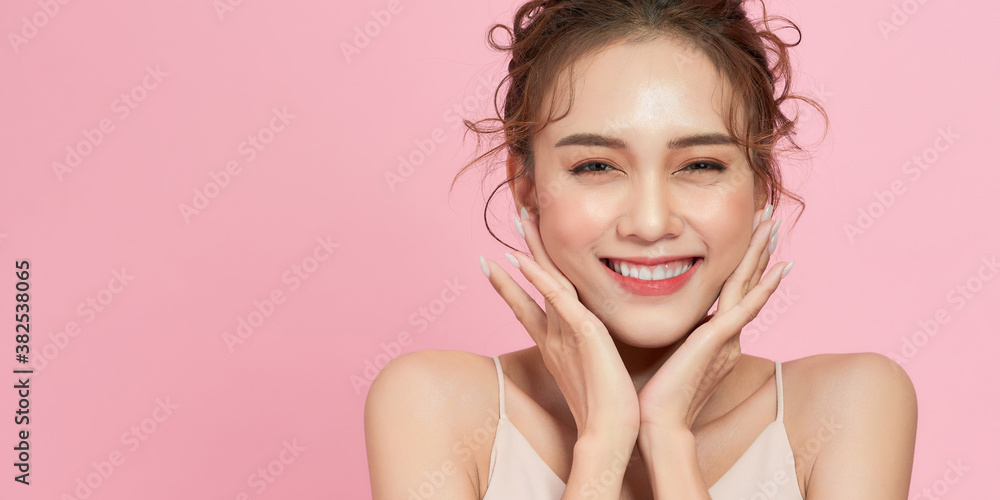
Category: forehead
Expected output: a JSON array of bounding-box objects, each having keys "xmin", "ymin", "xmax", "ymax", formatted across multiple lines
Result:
[{"xmin": 537, "ymin": 36, "xmax": 734, "ymax": 143}]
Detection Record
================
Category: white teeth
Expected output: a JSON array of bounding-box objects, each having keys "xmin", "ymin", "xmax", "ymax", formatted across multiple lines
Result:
[
  {"xmin": 651, "ymin": 265, "xmax": 666, "ymax": 280},
  {"xmin": 638, "ymin": 266, "xmax": 652, "ymax": 280},
  {"xmin": 606, "ymin": 258, "xmax": 695, "ymax": 281}
]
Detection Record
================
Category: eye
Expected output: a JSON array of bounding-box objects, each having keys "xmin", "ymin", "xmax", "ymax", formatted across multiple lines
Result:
[
  {"xmin": 570, "ymin": 161, "xmax": 618, "ymax": 175},
  {"xmin": 680, "ymin": 161, "xmax": 727, "ymax": 173}
]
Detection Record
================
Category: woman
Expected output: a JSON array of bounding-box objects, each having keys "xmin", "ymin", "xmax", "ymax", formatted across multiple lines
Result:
[{"xmin": 365, "ymin": 1, "xmax": 917, "ymax": 498}]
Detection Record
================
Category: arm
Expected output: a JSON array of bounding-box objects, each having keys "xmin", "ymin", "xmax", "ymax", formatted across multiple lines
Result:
[
  {"xmin": 640, "ymin": 352, "xmax": 919, "ymax": 500},
  {"xmin": 365, "ymin": 349, "xmax": 639, "ymax": 500},
  {"xmin": 638, "ymin": 426, "xmax": 712, "ymax": 500},
  {"xmin": 634, "ymin": 209, "xmax": 786, "ymax": 499},
  {"xmin": 365, "ymin": 350, "xmax": 481, "ymax": 499},
  {"xmin": 561, "ymin": 431, "xmax": 637, "ymax": 499},
  {"xmin": 369, "ymin": 230, "xmax": 648, "ymax": 499},
  {"xmin": 804, "ymin": 352, "xmax": 918, "ymax": 499},
  {"xmin": 481, "ymin": 214, "xmax": 644, "ymax": 499}
]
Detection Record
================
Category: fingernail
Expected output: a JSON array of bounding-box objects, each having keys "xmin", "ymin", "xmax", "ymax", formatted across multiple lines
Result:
[
  {"xmin": 479, "ymin": 256, "xmax": 491, "ymax": 277},
  {"xmin": 520, "ymin": 206, "xmax": 531, "ymax": 221},
  {"xmin": 781, "ymin": 260, "xmax": 795, "ymax": 278},
  {"xmin": 769, "ymin": 218, "xmax": 782, "ymax": 238},
  {"xmin": 763, "ymin": 203, "xmax": 773, "ymax": 222},
  {"xmin": 504, "ymin": 252, "xmax": 520, "ymax": 268},
  {"xmin": 753, "ymin": 210, "xmax": 763, "ymax": 232},
  {"xmin": 514, "ymin": 214, "xmax": 525, "ymax": 238},
  {"xmin": 768, "ymin": 232, "xmax": 779, "ymax": 254}
]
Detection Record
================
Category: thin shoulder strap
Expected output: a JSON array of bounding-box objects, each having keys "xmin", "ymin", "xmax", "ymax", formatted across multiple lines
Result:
[
  {"xmin": 774, "ymin": 360, "xmax": 785, "ymax": 423},
  {"xmin": 492, "ymin": 355, "xmax": 507, "ymax": 419}
]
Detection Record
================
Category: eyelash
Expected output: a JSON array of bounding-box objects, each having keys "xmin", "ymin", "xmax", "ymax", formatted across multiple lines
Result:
[{"xmin": 569, "ymin": 160, "xmax": 727, "ymax": 175}]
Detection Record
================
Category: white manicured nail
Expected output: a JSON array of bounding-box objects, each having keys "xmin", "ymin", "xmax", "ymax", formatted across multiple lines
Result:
[
  {"xmin": 479, "ymin": 256, "xmax": 490, "ymax": 277},
  {"xmin": 505, "ymin": 252, "xmax": 520, "ymax": 268},
  {"xmin": 781, "ymin": 261, "xmax": 795, "ymax": 278},
  {"xmin": 769, "ymin": 218, "xmax": 782, "ymax": 238}
]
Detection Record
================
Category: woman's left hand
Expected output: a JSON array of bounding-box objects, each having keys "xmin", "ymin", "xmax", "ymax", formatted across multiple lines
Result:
[{"xmin": 636, "ymin": 206, "xmax": 793, "ymax": 434}]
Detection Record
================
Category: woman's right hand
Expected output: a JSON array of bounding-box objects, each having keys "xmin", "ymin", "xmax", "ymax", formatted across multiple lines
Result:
[{"xmin": 479, "ymin": 210, "xmax": 640, "ymax": 445}]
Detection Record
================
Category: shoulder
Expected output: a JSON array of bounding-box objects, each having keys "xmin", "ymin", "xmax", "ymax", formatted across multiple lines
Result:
[
  {"xmin": 781, "ymin": 353, "xmax": 918, "ymax": 495},
  {"xmin": 364, "ymin": 350, "xmax": 500, "ymax": 497},
  {"xmin": 783, "ymin": 352, "xmax": 917, "ymax": 415},
  {"xmin": 365, "ymin": 349, "xmax": 499, "ymax": 428}
]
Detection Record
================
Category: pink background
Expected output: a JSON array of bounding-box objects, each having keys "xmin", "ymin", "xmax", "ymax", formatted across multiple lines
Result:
[{"xmin": 1, "ymin": 0, "xmax": 997, "ymax": 498}]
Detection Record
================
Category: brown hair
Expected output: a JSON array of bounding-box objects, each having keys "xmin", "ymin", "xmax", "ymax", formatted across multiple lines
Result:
[{"xmin": 451, "ymin": 0, "xmax": 828, "ymax": 250}]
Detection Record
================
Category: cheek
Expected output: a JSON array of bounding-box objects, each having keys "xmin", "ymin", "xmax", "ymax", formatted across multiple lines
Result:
[
  {"xmin": 685, "ymin": 186, "xmax": 755, "ymax": 266},
  {"xmin": 538, "ymin": 188, "xmax": 620, "ymax": 269}
]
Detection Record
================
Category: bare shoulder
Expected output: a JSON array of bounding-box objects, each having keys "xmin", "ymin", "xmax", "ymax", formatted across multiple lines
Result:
[
  {"xmin": 365, "ymin": 349, "xmax": 499, "ymax": 439},
  {"xmin": 782, "ymin": 352, "xmax": 917, "ymax": 404},
  {"xmin": 364, "ymin": 349, "xmax": 500, "ymax": 498},
  {"xmin": 782, "ymin": 352, "xmax": 917, "ymax": 418},
  {"xmin": 781, "ymin": 353, "xmax": 918, "ymax": 494}
]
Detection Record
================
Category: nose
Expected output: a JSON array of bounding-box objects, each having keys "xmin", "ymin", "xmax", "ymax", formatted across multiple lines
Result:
[{"xmin": 616, "ymin": 176, "xmax": 684, "ymax": 242}]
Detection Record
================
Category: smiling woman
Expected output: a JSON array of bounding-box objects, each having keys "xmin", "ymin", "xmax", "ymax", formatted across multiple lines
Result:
[{"xmin": 364, "ymin": 1, "xmax": 918, "ymax": 499}]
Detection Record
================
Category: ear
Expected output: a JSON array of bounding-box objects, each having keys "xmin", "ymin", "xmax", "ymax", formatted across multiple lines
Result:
[
  {"xmin": 506, "ymin": 154, "xmax": 537, "ymax": 218},
  {"xmin": 753, "ymin": 173, "xmax": 769, "ymax": 212}
]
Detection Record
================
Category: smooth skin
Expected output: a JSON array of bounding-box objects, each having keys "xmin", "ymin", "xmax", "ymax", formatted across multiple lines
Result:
[{"xmin": 365, "ymin": 36, "xmax": 917, "ymax": 499}]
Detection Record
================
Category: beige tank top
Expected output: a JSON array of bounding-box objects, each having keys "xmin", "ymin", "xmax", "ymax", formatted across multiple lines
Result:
[{"xmin": 482, "ymin": 356, "xmax": 804, "ymax": 499}]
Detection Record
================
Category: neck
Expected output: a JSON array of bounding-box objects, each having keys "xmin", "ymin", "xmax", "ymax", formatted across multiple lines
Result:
[
  {"xmin": 611, "ymin": 328, "xmax": 690, "ymax": 394},
  {"xmin": 519, "ymin": 314, "xmax": 719, "ymax": 431}
]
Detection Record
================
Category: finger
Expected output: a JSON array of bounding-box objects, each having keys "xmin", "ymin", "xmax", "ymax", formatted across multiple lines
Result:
[
  {"xmin": 717, "ymin": 217, "xmax": 779, "ymax": 313},
  {"xmin": 711, "ymin": 261, "xmax": 791, "ymax": 339},
  {"xmin": 508, "ymin": 251, "xmax": 607, "ymax": 345},
  {"xmin": 748, "ymin": 218, "xmax": 780, "ymax": 289},
  {"xmin": 517, "ymin": 213, "xmax": 579, "ymax": 300},
  {"xmin": 480, "ymin": 256, "xmax": 548, "ymax": 344}
]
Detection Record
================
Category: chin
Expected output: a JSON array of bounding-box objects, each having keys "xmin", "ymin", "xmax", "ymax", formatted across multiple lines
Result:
[
  {"xmin": 579, "ymin": 294, "xmax": 712, "ymax": 350},
  {"xmin": 605, "ymin": 317, "xmax": 698, "ymax": 349}
]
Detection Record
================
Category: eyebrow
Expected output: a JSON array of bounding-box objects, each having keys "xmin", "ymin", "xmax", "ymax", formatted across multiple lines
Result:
[{"xmin": 554, "ymin": 132, "xmax": 737, "ymax": 150}]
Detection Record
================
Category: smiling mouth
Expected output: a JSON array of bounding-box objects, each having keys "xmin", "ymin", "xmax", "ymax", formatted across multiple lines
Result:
[{"xmin": 601, "ymin": 257, "xmax": 699, "ymax": 281}]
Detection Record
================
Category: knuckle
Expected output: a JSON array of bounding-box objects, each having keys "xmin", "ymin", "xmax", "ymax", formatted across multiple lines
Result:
[
  {"xmin": 732, "ymin": 303, "xmax": 758, "ymax": 325},
  {"xmin": 510, "ymin": 304, "xmax": 525, "ymax": 323},
  {"xmin": 573, "ymin": 319, "xmax": 603, "ymax": 347},
  {"xmin": 541, "ymin": 287, "xmax": 562, "ymax": 305},
  {"xmin": 543, "ymin": 335, "xmax": 559, "ymax": 352}
]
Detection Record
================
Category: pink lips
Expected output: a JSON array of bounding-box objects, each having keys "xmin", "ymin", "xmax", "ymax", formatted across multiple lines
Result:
[{"xmin": 602, "ymin": 257, "xmax": 701, "ymax": 296}]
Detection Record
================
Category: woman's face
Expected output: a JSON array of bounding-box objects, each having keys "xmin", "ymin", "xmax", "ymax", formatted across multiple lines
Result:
[{"xmin": 522, "ymin": 36, "xmax": 763, "ymax": 348}]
